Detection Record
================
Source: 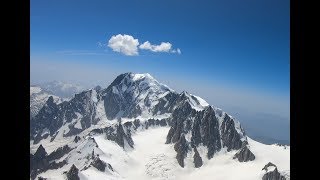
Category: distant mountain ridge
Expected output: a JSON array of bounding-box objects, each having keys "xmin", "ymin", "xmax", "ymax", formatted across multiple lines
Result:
[
  {"xmin": 35, "ymin": 81, "xmax": 85, "ymax": 98},
  {"xmin": 30, "ymin": 81, "xmax": 85, "ymax": 118}
]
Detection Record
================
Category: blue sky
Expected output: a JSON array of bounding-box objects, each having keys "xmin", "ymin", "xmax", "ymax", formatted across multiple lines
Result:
[{"xmin": 31, "ymin": 0, "xmax": 290, "ymax": 141}]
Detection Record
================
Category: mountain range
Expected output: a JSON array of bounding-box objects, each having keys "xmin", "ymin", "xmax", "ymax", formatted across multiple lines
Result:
[{"xmin": 30, "ymin": 73, "xmax": 290, "ymax": 180}]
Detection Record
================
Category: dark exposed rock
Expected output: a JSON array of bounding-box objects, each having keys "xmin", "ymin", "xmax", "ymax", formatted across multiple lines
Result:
[
  {"xmin": 193, "ymin": 147, "xmax": 203, "ymax": 168},
  {"xmin": 91, "ymin": 157, "xmax": 107, "ymax": 171},
  {"xmin": 261, "ymin": 162, "xmax": 286, "ymax": 180},
  {"xmin": 165, "ymin": 94, "xmax": 248, "ymax": 166},
  {"xmin": 38, "ymin": 177, "xmax": 47, "ymax": 180},
  {"xmin": 153, "ymin": 92, "xmax": 179, "ymax": 115},
  {"xmin": 221, "ymin": 114, "xmax": 246, "ymax": 151},
  {"xmin": 174, "ymin": 134, "xmax": 189, "ymax": 167},
  {"xmin": 105, "ymin": 123, "xmax": 134, "ymax": 148},
  {"xmin": 166, "ymin": 102, "xmax": 223, "ymax": 163},
  {"xmin": 166, "ymin": 127, "xmax": 175, "ymax": 144},
  {"xmin": 169, "ymin": 101, "xmax": 194, "ymax": 144},
  {"xmin": 30, "ymin": 145, "xmax": 49, "ymax": 179},
  {"xmin": 102, "ymin": 73, "xmax": 132, "ymax": 119},
  {"xmin": 262, "ymin": 163, "xmax": 286, "ymax": 180},
  {"xmin": 262, "ymin": 169, "xmax": 286, "ymax": 180},
  {"xmin": 30, "ymin": 96, "xmax": 61, "ymax": 138},
  {"xmin": 47, "ymin": 145, "xmax": 72, "ymax": 161},
  {"xmin": 262, "ymin": 162, "xmax": 277, "ymax": 171},
  {"xmin": 159, "ymin": 119, "xmax": 167, "ymax": 126},
  {"xmin": 145, "ymin": 119, "xmax": 156, "ymax": 129},
  {"xmin": 233, "ymin": 145, "xmax": 255, "ymax": 162},
  {"xmin": 90, "ymin": 128, "xmax": 104, "ymax": 135},
  {"xmin": 133, "ymin": 119, "xmax": 141, "ymax": 129},
  {"xmin": 74, "ymin": 136, "xmax": 81, "ymax": 143},
  {"xmin": 123, "ymin": 121, "xmax": 133, "ymax": 129},
  {"xmin": 30, "ymin": 144, "xmax": 68, "ymax": 179},
  {"xmin": 66, "ymin": 164, "xmax": 80, "ymax": 180},
  {"xmin": 200, "ymin": 106, "xmax": 221, "ymax": 159},
  {"xmin": 103, "ymin": 91, "xmax": 121, "ymax": 120},
  {"xmin": 34, "ymin": 144, "xmax": 47, "ymax": 159},
  {"xmin": 145, "ymin": 118, "xmax": 167, "ymax": 129}
]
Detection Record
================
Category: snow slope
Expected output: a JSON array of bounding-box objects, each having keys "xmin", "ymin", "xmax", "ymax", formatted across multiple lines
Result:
[
  {"xmin": 35, "ymin": 125, "xmax": 289, "ymax": 180},
  {"xmin": 125, "ymin": 128, "xmax": 289, "ymax": 180},
  {"xmin": 93, "ymin": 127, "xmax": 289, "ymax": 180}
]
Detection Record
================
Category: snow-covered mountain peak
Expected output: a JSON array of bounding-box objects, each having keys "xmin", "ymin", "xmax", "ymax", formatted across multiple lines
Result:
[
  {"xmin": 101, "ymin": 72, "xmax": 176, "ymax": 119},
  {"xmin": 30, "ymin": 73, "xmax": 289, "ymax": 180},
  {"xmin": 121, "ymin": 72, "xmax": 173, "ymax": 93},
  {"xmin": 130, "ymin": 72, "xmax": 152, "ymax": 81}
]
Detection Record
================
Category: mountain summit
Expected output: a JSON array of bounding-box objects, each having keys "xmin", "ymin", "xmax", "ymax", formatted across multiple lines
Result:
[{"xmin": 30, "ymin": 73, "xmax": 290, "ymax": 180}]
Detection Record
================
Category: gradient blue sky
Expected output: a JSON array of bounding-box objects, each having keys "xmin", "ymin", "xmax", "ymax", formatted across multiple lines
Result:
[{"xmin": 31, "ymin": 0, "xmax": 290, "ymax": 141}]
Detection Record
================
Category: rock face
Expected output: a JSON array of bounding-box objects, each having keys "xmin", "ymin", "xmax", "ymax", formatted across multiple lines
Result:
[
  {"xmin": 91, "ymin": 156, "xmax": 107, "ymax": 172},
  {"xmin": 174, "ymin": 134, "xmax": 189, "ymax": 167},
  {"xmin": 47, "ymin": 145, "xmax": 72, "ymax": 161},
  {"xmin": 262, "ymin": 162, "xmax": 286, "ymax": 180},
  {"xmin": 193, "ymin": 147, "xmax": 203, "ymax": 168},
  {"xmin": 30, "ymin": 144, "xmax": 68, "ymax": 180},
  {"xmin": 166, "ymin": 100, "xmax": 248, "ymax": 165},
  {"xmin": 30, "ymin": 145, "xmax": 49, "ymax": 177},
  {"xmin": 31, "ymin": 89, "xmax": 98, "ymax": 141},
  {"xmin": 233, "ymin": 145, "xmax": 255, "ymax": 162},
  {"xmin": 104, "ymin": 122, "xmax": 134, "ymax": 148},
  {"xmin": 221, "ymin": 114, "xmax": 245, "ymax": 151},
  {"xmin": 66, "ymin": 164, "xmax": 80, "ymax": 180}
]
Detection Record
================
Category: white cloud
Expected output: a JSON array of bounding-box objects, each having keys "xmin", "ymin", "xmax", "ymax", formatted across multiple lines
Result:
[
  {"xmin": 108, "ymin": 34, "xmax": 139, "ymax": 56},
  {"xmin": 139, "ymin": 41, "xmax": 181, "ymax": 54},
  {"xmin": 107, "ymin": 34, "xmax": 181, "ymax": 55},
  {"xmin": 139, "ymin": 41, "xmax": 172, "ymax": 52}
]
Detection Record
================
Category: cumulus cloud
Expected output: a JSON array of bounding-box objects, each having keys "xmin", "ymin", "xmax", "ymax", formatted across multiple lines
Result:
[
  {"xmin": 139, "ymin": 41, "xmax": 181, "ymax": 54},
  {"xmin": 139, "ymin": 41, "xmax": 172, "ymax": 52},
  {"xmin": 107, "ymin": 34, "xmax": 181, "ymax": 55},
  {"xmin": 108, "ymin": 34, "xmax": 139, "ymax": 56}
]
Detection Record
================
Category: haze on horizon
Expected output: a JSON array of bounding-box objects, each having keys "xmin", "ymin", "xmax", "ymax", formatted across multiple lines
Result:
[{"xmin": 31, "ymin": 0, "xmax": 289, "ymax": 143}]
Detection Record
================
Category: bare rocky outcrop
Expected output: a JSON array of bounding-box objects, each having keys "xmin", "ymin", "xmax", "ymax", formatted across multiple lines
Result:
[
  {"xmin": 66, "ymin": 164, "xmax": 80, "ymax": 180},
  {"xmin": 233, "ymin": 145, "xmax": 255, "ymax": 162},
  {"xmin": 193, "ymin": 147, "xmax": 203, "ymax": 168},
  {"xmin": 174, "ymin": 134, "xmax": 189, "ymax": 167},
  {"xmin": 262, "ymin": 162, "xmax": 286, "ymax": 180}
]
